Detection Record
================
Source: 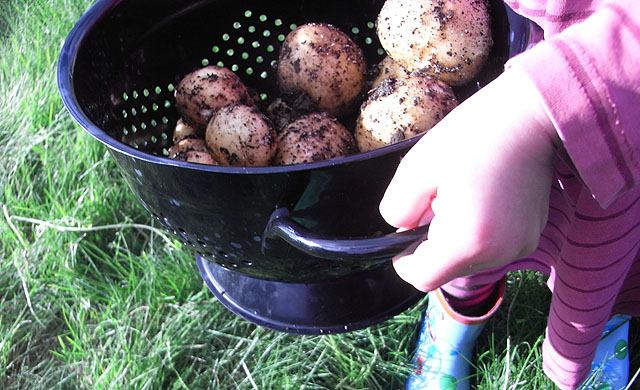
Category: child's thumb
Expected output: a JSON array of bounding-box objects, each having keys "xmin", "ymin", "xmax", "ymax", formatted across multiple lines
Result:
[{"xmin": 392, "ymin": 238, "xmax": 469, "ymax": 292}]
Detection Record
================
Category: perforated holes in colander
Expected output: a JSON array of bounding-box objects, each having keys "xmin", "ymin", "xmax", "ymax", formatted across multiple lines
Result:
[
  {"xmin": 202, "ymin": 10, "xmax": 385, "ymax": 99},
  {"xmin": 202, "ymin": 12, "xmax": 297, "ymax": 102},
  {"xmin": 119, "ymin": 83, "xmax": 176, "ymax": 156},
  {"xmin": 152, "ymin": 213, "xmax": 256, "ymax": 269}
]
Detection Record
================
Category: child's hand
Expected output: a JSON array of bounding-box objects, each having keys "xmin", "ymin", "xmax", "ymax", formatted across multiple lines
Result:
[{"xmin": 379, "ymin": 67, "xmax": 559, "ymax": 292}]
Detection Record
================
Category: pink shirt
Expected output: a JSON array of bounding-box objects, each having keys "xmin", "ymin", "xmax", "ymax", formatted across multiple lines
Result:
[
  {"xmin": 449, "ymin": 1, "xmax": 640, "ymax": 388},
  {"xmin": 507, "ymin": 0, "xmax": 640, "ymax": 208}
]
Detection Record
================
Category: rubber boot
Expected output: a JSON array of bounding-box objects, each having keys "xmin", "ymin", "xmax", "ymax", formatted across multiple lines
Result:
[
  {"xmin": 406, "ymin": 279, "xmax": 506, "ymax": 390},
  {"xmin": 581, "ymin": 314, "xmax": 632, "ymax": 390}
]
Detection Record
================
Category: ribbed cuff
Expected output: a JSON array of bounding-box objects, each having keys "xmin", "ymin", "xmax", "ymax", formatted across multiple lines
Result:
[{"xmin": 434, "ymin": 277, "xmax": 506, "ymax": 325}]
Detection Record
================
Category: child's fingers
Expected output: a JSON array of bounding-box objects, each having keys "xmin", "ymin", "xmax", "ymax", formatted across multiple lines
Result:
[
  {"xmin": 379, "ymin": 131, "xmax": 441, "ymax": 229},
  {"xmin": 391, "ymin": 208, "xmax": 461, "ymax": 292},
  {"xmin": 392, "ymin": 240, "xmax": 468, "ymax": 293},
  {"xmin": 393, "ymin": 251, "xmax": 446, "ymax": 293},
  {"xmin": 391, "ymin": 215, "xmax": 494, "ymax": 292}
]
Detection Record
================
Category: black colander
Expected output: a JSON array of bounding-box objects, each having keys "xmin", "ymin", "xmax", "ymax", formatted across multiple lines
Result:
[{"xmin": 58, "ymin": 0, "xmax": 538, "ymax": 334}]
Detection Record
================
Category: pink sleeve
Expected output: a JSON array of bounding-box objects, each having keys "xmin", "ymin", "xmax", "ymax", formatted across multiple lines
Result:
[{"xmin": 506, "ymin": 0, "xmax": 640, "ymax": 208}]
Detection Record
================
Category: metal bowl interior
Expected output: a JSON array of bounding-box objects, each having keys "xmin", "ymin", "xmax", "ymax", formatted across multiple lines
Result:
[{"xmin": 58, "ymin": 0, "xmax": 533, "ymax": 282}]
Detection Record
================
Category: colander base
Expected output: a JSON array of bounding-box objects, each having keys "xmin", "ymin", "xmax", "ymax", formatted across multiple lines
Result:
[{"xmin": 196, "ymin": 255, "xmax": 425, "ymax": 334}]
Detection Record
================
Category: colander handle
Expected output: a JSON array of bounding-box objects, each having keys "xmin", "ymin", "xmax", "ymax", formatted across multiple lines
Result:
[{"xmin": 261, "ymin": 205, "xmax": 429, "ymax": 261}]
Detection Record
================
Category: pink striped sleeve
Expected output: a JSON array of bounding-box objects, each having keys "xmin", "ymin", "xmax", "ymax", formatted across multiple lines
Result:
[
  {"xmin": 504, "ymin": 0, "xmax": 597, "ymax": 36},
  {"xmin": 506, "ymin": 0, "xmax": 640, "ymax": 208}
]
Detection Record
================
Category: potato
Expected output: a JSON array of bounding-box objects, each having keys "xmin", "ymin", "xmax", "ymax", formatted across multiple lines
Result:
[
  {"xmin": 377, "ymin": 0, "xmax": 493, "ymax": 86},
  {"xmin": 277, "ymin": 23, "xmax": 367, "ymax": 117},
  {"xmin": 264, "ymin": 92, "xmax": 320, "ymax": 133},
  {"xmin": 355, "ymin": 73, "xmax": 458, "ymax": 151},
  {"xmin": 264, "ymin": 98, "xmax": 294, "ymax": 133},
  {"xmin": 205, "ymin": 104, "xmax": 276, "ymax": 166},
  {"xmin": 168, "ymin": 138, "xmax": 218, "ymax": 165},
  {"xmin": 370, "ymin": 56, "xmax": 410, "ymax": 90},
  {"xmin": 274, "ymin": 112, "xmax": 356, "ymax": 165},
  {"xmin": 172, "ymin": 118, "xmax": 198, "ymax": 142},
  {"xmin": 175, "ymin": 66, "xmax": 255, "ymax": 132}
]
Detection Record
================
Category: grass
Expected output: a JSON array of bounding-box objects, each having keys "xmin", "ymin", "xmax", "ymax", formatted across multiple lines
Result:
[{"xmin": 0, "ymin": 0, "xmax": 638, "ymax": 389}]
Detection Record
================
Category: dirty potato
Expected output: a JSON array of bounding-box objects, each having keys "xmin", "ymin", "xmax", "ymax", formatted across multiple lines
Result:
[
  {"xmin": 355, "ymin": 73, "xmax": 458, "ymax": 151},
  {"xmin": 277, "ymin": 23, "xmax": 367, "ymax": 117},
  {"xmin": 274, "ymin": 112, "xmax": 356, "ymax": 165},
  {"xmin": 205, "ymin": 104, "xmax": 276, "ymax": 166},
  {"xmin": 377, "ymin": 0, "xmax": 492, "ymax": 86},
  {"xmin": 175, "ymin": 66, "xmax": 255, "ymax": 132},
  {"xmin": 168, "ymin": 137, "xmax": 218, "ymax": 165}
]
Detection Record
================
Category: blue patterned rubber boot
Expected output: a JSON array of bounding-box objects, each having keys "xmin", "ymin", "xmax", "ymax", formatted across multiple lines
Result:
[
  {"xmin": 581, "ymin": 314, "xmax": 632, "ymax": 390},
  {"xmin": 406, "ymin": 280, "xmax": 505, "ymax": 390}
]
